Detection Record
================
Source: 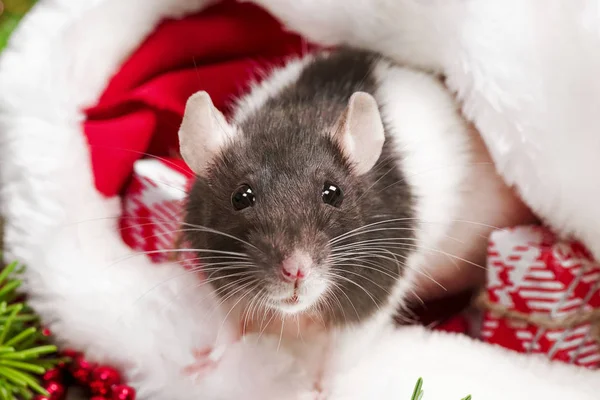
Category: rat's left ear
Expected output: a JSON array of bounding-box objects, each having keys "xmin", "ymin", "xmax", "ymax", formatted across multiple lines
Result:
[
  {"xmin": 330, "ymin": 92, "xmax": 385, "ymax": 175},
  {"xmin": 178, "ymin": 91, "xmax": 236, "ymax": 176}
]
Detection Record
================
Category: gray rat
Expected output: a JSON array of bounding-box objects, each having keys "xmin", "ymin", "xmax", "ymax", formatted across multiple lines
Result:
[
  {"xmin": 183, "ymin": 49, "xmax": 414, "ymax": 327},
  {"xmin": 178, "ymin": 48, "xmax": 531, "ymax": 348}
]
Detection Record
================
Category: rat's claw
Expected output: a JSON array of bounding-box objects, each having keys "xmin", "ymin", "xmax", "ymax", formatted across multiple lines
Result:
[{"xmin": 183, "ymin": 345, "xmax": 227, "ymax": 380}]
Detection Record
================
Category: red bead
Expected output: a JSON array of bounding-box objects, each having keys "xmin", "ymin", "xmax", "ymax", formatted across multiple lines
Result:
[
  {"xmin": 44, "ymin": 381, "xmax": 65, "ymax": 400},
  {"xmin": 61, "ymin": 349, "xmax": 80, "ymax": 358},
  {"xmin": 69, "ymin": 355, "xmax": 95, "ymax": 384},
  {"xmin": 42, "ymin": 368, "xmax": 63, "ymax": 382},
  {"xmin": 42, "ymin": 328, "xmax": 52, "ymax": 337},
  {"xmin": 111, "ymin": 384, "xmax": 136, "ymax": 400},
  {"xmin": 90, "ymin": 366, "xmax": 122, "ymax": 396},
  {"xmin": 90, "ymin": 397, "xmax": 109, "ymax": 400}
]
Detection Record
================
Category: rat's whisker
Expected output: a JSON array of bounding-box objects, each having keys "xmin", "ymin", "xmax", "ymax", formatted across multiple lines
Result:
[
  {"xmin": 277, "ymin": 315, "xmax": 285, "ymax": 353},
  {"xmin": 295, "ymin": 315, "xmax": 304, "ymax": 344},
  {"xmin": 374, "ymin": 161, "xmax": 494, "ymax": 196},
  {"xmin": 184, "ymin": 259, "xmax": 256, "ymax": 269},
  {"xmin": 324, "ymin": 285, "xmax": 348, "ymax": 326},
  {"xmin": 216, "ymin": 281, "xmax": 258, "ymax": 344},
  {"xmin": 332, "ymin": 227, "xmax": 462, "ymax": 247},
  {"xmin": 208, "ymin": 280, "xmax": 256, "ymax": 325},
  {"xmin": 321, "ymin": 295, "xmax": 336, "ymax": 329},
  {"xmin": 330, "ymin": 244, "xmax": 448, "ymax": 291},
  {"xmin": 329, "ymin": 247, "xmax": 405, "ymax": 261},
  {"xmin": 354, "ymin": 166, "xmax": 395, "ymax": 204},
  {"xmin": 185, "ymin": 254, "xmax": 252, "ymax": 262},
  {"xmin": 330, "ymin": 237, "xmax": 419, "ymax": 253},
  {"xmin": 329, "ymin": 246, "xmax": 402, "ymax": 266},
  {"xmin": 199, "ymin": 272, "xmax": 257, "ymax": 288},
  {"xmin": 255, "ymin": 306, "xmax": 275, "ymax": 345},
  {"xmin": 323, "ymin": 272, "xmax": 381, "ymax": 312},
  {"xmin": 105, "ymin": 248, "xmax": 250, "ymax": 270},
  {"xmin": 330, "ymin": 227, "xmax": 421, "ymax": 246},
  {"xmin": 329, "ymin": 218, "xmax": 417, "ymax": 244},
  {"xmin": 330, "ymin": 261, "xmax": 400, "ymax": 282},
  {"xmin": 179, "ymin": 221, "xmax": 260, "ymax": 251},
  {"xmin": 327, "ymin": 280, "xmax": 360, "ymax": 321},
  {"xmin": 331, "ymin": 238, "xmax": 482, "ymax": 277},
  {"xmin": 362, "ymin": 241, "xmax": 486, "ymax": 271},
  {"xmin": 115, "ymin": 270, "xmax": 254, "ymax": 324},
  {"xmin": 244, "ymin": 288, "xmax": 265, "ymax": 332},
  {"xmin": 329, "ymin": 267, "xmax": 392, "ymax": 295},
  {"xmin": 188, "ymin": 265, "xmax": 257, "ymax": 275},
  {"xmin": 184, "ymin": 259, "xmax": 255, "ymax": 271},
  {"xmin": 330, "ymin": 215, "xmax": 502, "ymax": 247},
  {"xmin": 254, "ymin": 292, "xmax": 269, "ymax": 323},
  {"xmin": 87, "ymin": 145, "xmax": 194, "ymax": 177},
  {"xmin": 244, "ymin": 288, "xmax": 266, "ymax": 334},
  {"xmin": 347, "ymin": 248, "xmax": 448, "ymax": 290},
  {"xmin": 88, "ymin": 217, "xmax": 257, "ymax": 255}
]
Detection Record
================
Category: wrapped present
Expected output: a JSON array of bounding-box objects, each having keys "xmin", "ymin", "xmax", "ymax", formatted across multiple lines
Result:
[
  {"xmin": 480, "ymin": 226, "xmax": 600, "ymax": 368},
  {"xmin": 120, "ymin": 158, "xmax": 193, "ymax": 263}
]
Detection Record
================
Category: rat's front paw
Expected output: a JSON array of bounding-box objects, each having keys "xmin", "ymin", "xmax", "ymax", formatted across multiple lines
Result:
[{"xmin": 182, "ymin": 345, "xmax": 227, "ymax": 380}]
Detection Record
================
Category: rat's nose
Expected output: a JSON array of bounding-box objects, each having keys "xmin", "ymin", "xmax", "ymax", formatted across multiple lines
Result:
[{"xmin": 280, "ymin": 250, "xmax": 312, "ymax": 282}]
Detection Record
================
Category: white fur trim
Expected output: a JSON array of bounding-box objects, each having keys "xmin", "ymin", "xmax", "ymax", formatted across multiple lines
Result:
[
  {"xmin": 0, "ymin": 0, "xmax": 233, "ymax": 398},
  {"xmin": 1, "ymin": 0, "xmax": 597, "ymax": 398},
  {"xmin": 331, "ymin": 325, "xmax": 600, "ymax": 400}
]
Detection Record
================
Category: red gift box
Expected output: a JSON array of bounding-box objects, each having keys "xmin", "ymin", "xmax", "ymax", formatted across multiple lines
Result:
[
  {"xmin": 481, "ymin": 226, "xmax": 600, "ymax": 368},
  {"xmin": 120, "ymin": 158, "xmax": 193, "ymax": 263}
]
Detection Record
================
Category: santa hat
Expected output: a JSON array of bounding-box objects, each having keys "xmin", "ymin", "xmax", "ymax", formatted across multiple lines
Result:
[{"xmin": 1, "ymin": 1, "xmax": 600, "ymax": 399}]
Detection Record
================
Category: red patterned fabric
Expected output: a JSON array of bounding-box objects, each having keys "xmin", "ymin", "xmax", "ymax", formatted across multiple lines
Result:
[
  {"xmin": 120, "ymin": 158, "xmax": 191, "ymax": 263},
  {"xmin": 482, "ymin": 226, "xmax": 600, "ymax": 368},
  {"xmin": 83, "ymin": 0, "xmax": 309, "ymax": 197}
]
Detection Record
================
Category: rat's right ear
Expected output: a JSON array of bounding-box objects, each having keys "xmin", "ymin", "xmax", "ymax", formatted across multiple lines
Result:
[
  {"xmin": 330, "ymin": 92, "xmax": 385, "ymax": 175},
  {"xmin": 178, "ymin": 91, "xmax": 236, "ymax": 176}
]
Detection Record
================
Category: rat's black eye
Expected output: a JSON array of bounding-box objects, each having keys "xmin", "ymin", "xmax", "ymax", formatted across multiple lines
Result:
[
  {"xmin": 231, "ymin": 184, "xmax": 255, "ymax": 211},
  {"xmin": 322, "ymin": 182, "xmax": 343, "ymax": 208}
]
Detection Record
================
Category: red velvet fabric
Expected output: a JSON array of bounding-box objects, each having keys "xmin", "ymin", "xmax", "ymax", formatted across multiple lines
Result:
[{"xmin": 84, "ymin": 0, "xmax": 309, "ymax": 197}]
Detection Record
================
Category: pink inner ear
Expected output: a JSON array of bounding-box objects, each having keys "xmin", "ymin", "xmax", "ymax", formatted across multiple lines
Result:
[
  {"xmin": 179, "ymin": 91, "xmax": 235, "ymax": 176},
  {"xmin": 333, "ymin": 92, "xmax": 385, "ymax": 175}
]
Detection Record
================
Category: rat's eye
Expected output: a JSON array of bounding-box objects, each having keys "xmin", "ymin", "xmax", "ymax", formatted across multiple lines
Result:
[
  {"xmin": 322, "ymin": 182, "xmax": 343, "ymax": 208},
  {"xmin": 231, "ymin": 184, "xmax": 255, "ymax": 211}
]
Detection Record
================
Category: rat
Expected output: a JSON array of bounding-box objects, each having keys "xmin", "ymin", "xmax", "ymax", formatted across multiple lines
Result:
[{"xmin": 177, "ymin": 48, "xmax": 532, "ymax": 394}]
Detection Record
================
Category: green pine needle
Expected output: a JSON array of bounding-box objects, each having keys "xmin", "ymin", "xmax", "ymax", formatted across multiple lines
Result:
[
  {"xmin": 0, "ymin": 260, "xmax": 60, "ymax": 398},
  {"xmin": 410, "ymin": 378, "xmax": 472, "ymax": 400},
  {"xmin": 411, "ymin": 377, "xmax": 424, "ymax": 400}
]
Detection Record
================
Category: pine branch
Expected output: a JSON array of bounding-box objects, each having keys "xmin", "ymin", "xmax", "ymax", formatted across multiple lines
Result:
[
  {"xmin": 0, "ymin": 260, "xmax": 60, "ymax": 399},
  {"xmin": 410, "ymin": 377, "xmax": 472, "ymax": 400}
]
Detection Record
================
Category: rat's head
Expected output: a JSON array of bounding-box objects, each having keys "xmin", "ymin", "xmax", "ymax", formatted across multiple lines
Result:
[{"xmin": 179, "ymin": 91, "xmax": 412, "ymax": 326}]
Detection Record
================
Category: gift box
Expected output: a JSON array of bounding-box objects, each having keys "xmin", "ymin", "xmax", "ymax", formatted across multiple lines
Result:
[
  {"xmin": 480, "ymin": 226, "xmax": 600, "ymax": 368},
  {"xmin": 120, "ymin": 158, "xmax": 193, "ymax": 263}
]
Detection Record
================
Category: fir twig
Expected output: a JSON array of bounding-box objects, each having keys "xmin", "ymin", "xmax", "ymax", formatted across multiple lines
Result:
[
  {"xmin": 410, "ymin": 378, "xmax": 472, "ymax": 400},
  {"xmin": 411, "ymin": 377, "xmax": 424, "ymax": 400},
  {"xmin": 0, "ymin": 260, "xmax": 60, "ymax": 398}
]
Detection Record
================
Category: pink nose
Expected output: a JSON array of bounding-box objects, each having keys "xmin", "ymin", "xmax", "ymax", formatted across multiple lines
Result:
[{"xmin": 280, "ymin": 251, "xmax": 312, "ymax": 282}]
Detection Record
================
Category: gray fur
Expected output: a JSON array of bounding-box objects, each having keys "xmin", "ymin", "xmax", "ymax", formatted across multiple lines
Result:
[{"xmin": 184, "ymin": 48, "xmax": 415, "ymax": 326}]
